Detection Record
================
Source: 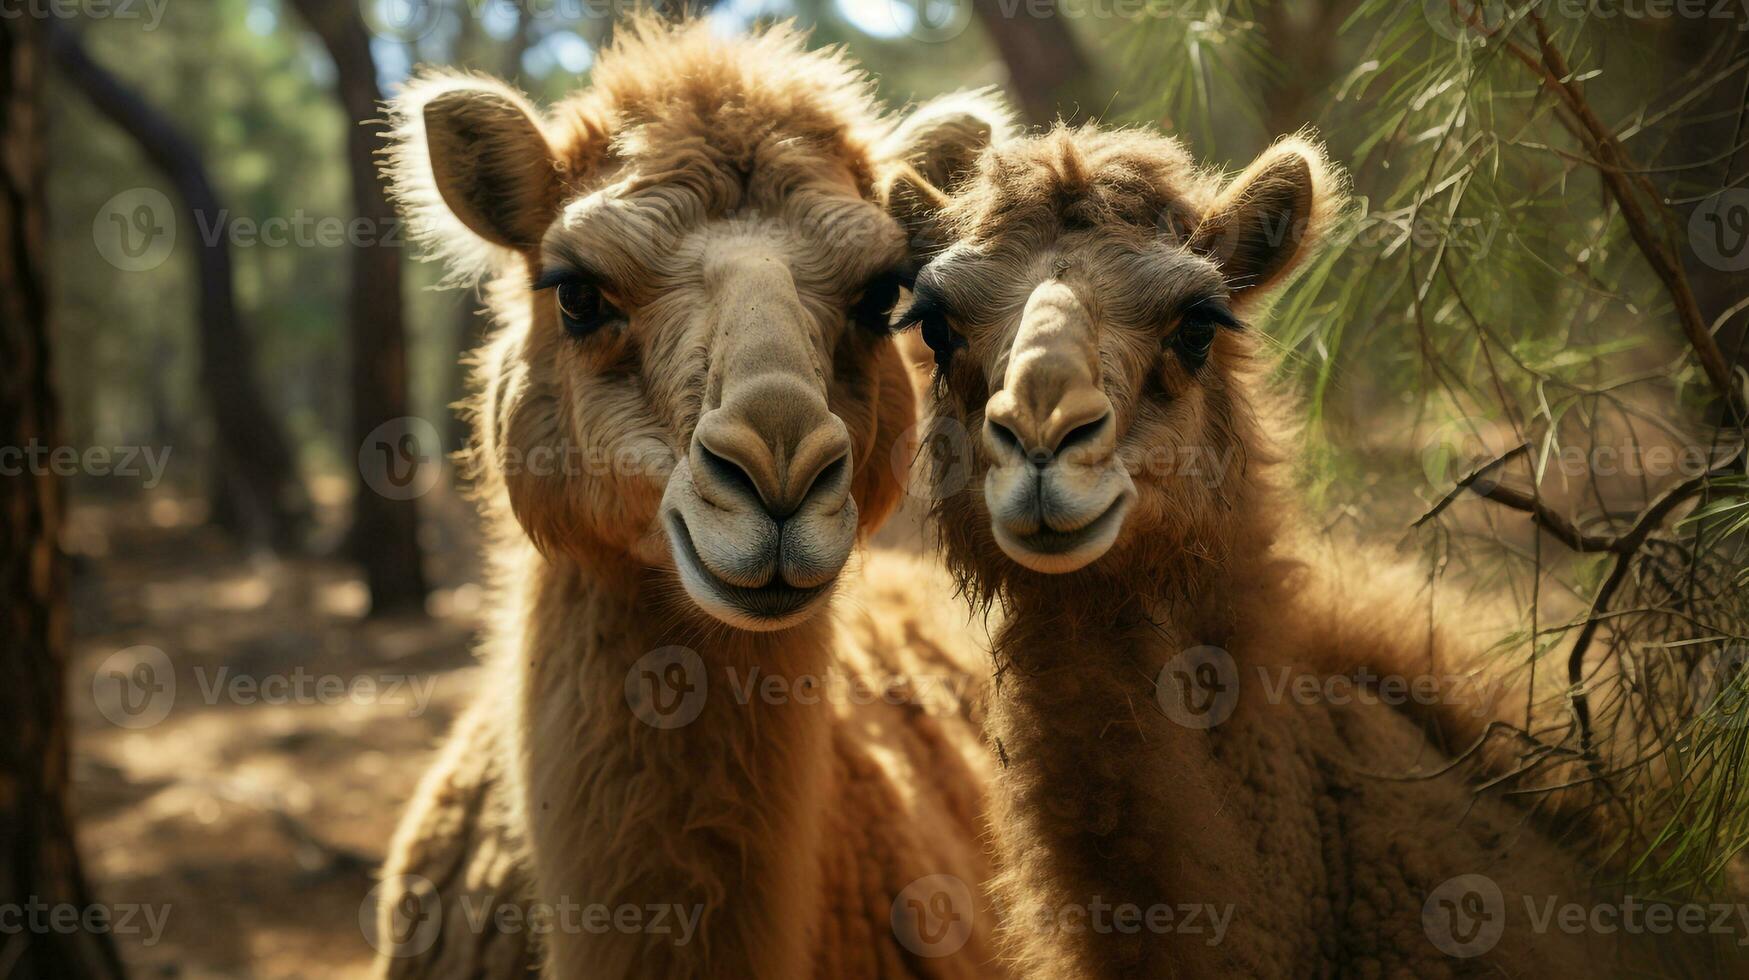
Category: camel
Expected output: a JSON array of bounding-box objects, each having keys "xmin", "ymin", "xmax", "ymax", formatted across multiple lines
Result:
[
  {"xmin": 897, "ymin": 125, "xmax": 1738, "ymax": 977},
  {"xmin": 367, "ymin": 20, "xmax": 1018, "ymax": 979}
]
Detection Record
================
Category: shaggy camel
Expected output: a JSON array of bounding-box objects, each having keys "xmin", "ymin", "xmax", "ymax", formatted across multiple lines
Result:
[
  {"xmin": 368, "ymin": 21, "xmax": 1015, "ymax": 979},
  {"xmin": 900, "ymin": 126, "xmax": 1735, "ymax": 977}
]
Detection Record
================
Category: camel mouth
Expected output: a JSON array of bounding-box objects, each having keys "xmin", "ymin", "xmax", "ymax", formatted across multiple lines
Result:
[
  {"xmin": 664, "ymin": 511, "xmax": 834, "ymax": 631},
  {"xmin": 990, "ymin": 491, "xmax": 1132, "ymax": 574}
]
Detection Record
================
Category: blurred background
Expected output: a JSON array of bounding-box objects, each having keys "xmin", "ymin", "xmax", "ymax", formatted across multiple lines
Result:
[{"xmin": 4, "ymin": 1, "xmax": 1748, "ymax": 977}]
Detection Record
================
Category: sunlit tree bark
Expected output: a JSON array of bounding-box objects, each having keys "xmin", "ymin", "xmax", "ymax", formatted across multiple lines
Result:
[
  {"xmin": 0, "ymin": 15, "xmax": 126, "ymax": 980},
  {"xmin": 289, "ymin": 0, "xmax": 428, "ymax": 614},
  {"xmin": 48, "ymin": 24, "xmax": 310, "ymax": 550},
  {"xmin": 969, "ymin": 0, "xmax": 1090, "ymax": 125}
]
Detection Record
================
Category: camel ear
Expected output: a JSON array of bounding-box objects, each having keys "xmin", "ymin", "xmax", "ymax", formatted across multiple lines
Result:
[
  {"xmin": 879, "ymin": 90, "xmax": 1013, "ymax": 255},
  {"xmin": 386, "ymin": 72, "xmax": 565, "ymax": 280},
  {"xmin": 1189, "ymin": 137, "xmax": 1341, "ymax": 300}
]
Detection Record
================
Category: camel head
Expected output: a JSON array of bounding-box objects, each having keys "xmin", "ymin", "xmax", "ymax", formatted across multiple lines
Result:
[
  {"xmin": 904, "ymin": 127, "xmax": 1341, "ymax": 583},
  {"xmin": 387, "ymin": 20, "xmax": 1006, "ymax": 631}
]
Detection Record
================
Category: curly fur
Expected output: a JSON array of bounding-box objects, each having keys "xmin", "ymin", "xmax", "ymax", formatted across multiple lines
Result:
[
  {"xmin": 918, "ymin": 126, "xmax": 1732, "ymax": 978},
  {"xmin": 372, "ymin": 19, "xmax": 1016, "ymax": 979}
]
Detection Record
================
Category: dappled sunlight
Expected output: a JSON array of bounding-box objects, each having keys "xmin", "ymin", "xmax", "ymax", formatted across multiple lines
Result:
[{"xmin": 9, "ymin": 2, "xmax": 1745, "ymax": 978}]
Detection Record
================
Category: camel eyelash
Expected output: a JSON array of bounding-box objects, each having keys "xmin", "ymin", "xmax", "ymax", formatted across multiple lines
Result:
[
  {"xmin": 896, "ymin": 281, "xmax": 951, "ymax": 329},
  {"xmin": 897, "ymin": 289, "xmax": 966, "ymax": 374},
  {"xmin": 1181, "ymin": 297, "xmax": 1242, "ymax": 331},
  {"xmin": 531, "ymin": 267, "xmax": 595, "ymax": 292},
  {"xmin": 849, "ymin": 266, "xmax": 914, "ymax": 334}
]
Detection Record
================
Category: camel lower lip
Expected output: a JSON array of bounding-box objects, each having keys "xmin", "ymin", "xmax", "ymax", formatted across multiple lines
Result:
[
  {"xmin": 997, "ymin": 495, "xmax": 1128, "ymax": 557},
  {"xmin": 665, "ymin": 512, "xmax": 829, "ymax": 621}
]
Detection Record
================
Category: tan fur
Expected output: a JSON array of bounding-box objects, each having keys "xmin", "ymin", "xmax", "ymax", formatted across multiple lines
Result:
[
  {"xmin": 373, "ymin": 20, "xmax": 1015, "ymax": 979},
  {"xmin": 916, "ymin": 127, "xmax": 1730, "ymax": 977}
]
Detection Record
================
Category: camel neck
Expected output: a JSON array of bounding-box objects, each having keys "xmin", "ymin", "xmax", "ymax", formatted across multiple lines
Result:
[
  {"xmin": 983, "ymin": 545, "xmax": 1285, "ymax": 976},
  {"xmin": 507, "ymin": 552, "xmax": 840, "ymax": 978}
]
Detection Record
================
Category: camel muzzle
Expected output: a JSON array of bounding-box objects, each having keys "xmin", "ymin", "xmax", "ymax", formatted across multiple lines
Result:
[
  {"xmin": 981, "ymin": 279, "xmax": 1136, "ymax": 574},
  {"xmin": 658, "ymin": 264, "xmax": 860, "ymax": 629}
]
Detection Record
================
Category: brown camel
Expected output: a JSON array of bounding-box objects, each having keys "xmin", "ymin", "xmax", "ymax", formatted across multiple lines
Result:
[
  {"xmin": 899, "ymin": 125, "xmax": 1736, "ymax": 978},
  {"xmin": 367, "ymin": 20, "xmax": 1017, "ymax": 979}
]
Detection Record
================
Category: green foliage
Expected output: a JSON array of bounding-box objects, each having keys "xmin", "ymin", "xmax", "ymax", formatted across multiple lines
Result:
[
  {"xmin": 49, "ymin": 0, "xmax": 1749, "ymax": 900},
  {"xmin": 1125, "ymin": 0, "xmax": 1749, "ymax": 898}
]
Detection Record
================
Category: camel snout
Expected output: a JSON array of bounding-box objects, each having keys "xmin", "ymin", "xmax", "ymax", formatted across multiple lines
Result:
[
  {"xmin": 659, "ymin": 379, "xmax": 859, "ymax": 630},
  {"xmin": 693, "ymin": 380, "xmax": 853, "ymax": 521},
  {"xmin": 980, "ymin": 280, "xmax": 1135, "ymax": 573}
]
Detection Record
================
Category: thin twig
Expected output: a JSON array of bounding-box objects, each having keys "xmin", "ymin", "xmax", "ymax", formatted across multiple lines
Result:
[{"xmin": 1565, "ymin": 444, "xmax": 1746, "ymax": 762}]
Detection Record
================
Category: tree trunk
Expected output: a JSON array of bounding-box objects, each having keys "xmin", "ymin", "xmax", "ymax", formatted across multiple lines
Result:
[
  {"xmin": 289, "ymin": 0, "xmax": 428, "ymax": 614},
  {"xmin": 1259, "ymin": 0, "xmax": 1357, "ymax": 138},
  {"xmin": 0, "ymin": 15, "xmax": 126, "ymax": 980},
  {"xmin": 1659, "ymin": 23, "xmax": 1749, "ymax": 392},
  {"xmin": 969, "ymin": 0, "xmax": 1090, "ymax": 125},
  {"xmin": 46, "ymin": 24, "xmax": 310, "ymax": 550}
]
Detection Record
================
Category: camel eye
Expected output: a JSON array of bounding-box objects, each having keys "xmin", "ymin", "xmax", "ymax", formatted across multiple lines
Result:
[
  {"xmin": 850, "ymin": 268, "xmax": 909, "ymax": 334},
  {"xmin": 534, "ymin": 269, "xmax": 624, "ymax": 339},
  {"xmin": 1174, "ymin": 320, "xmax": 1217, "ymax": 368},
  {"xmin": 899, "ymin": 290, "xmax": 964, "ymax": 373},
  {"xmin": 1172, "ymin": 300, "xmax": 1238, "ymax": 371}
]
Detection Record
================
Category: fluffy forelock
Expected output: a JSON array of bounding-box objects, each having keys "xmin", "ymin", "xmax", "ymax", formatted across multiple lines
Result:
[
  {"xmin": 386, "ymin": 16, "xmax": 892, "ymax": 285},
  {"xmin": 942, "ymin": 125, "xmax": 1218, "ymax": 247}
]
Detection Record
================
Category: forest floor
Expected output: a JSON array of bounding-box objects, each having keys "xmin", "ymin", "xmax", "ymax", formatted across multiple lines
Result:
[
  {"xmin": 67, "ymin": 482, "xmax": 494, "ymax": 980},
  {"xmin": 65, "ymin": 481, "xmax": 938, "ymax": 980},
  {"xmin": 61, "ymin": 418, "xmax": 1577, "ymax": 978}
]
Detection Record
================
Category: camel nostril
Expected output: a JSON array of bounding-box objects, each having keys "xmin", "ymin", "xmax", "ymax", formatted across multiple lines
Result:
[
  {"xmin": 987, "ymin": 405, "xmax": 1114, "ymax": 467},
  {"xmin": 783, "ymin": 444, "xmax": 850, "ymax": 519},
  {"xmin": 1054, "ymin": 411, "xmax": 1112, "ymax": 456},
  {"xmin": 698, "ymin": 443, "xmax": 763, "ymax": 505},
  {"xmin": 693, "ymin": 423, "xmax": 850, "ymax": 521},
  {"xmin": 985, "ymin": 417, "xmax": 1026, "ymax": 459},
  {"xmin": 810, "ymin": 454, "xmax": 847, "ymax": 498}
]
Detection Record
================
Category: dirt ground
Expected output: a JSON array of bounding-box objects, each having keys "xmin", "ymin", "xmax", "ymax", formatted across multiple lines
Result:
[
  {"xmin": 63, "ymin": 475, "xmax": 939, "ymax": 980},
  {"xmin": 67, "ymin": 482, "xmax": 494, "ymax": 980},
  {"xmin": 57, "ymin": 410, "xmax": 1597, "ymax": 979}
]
